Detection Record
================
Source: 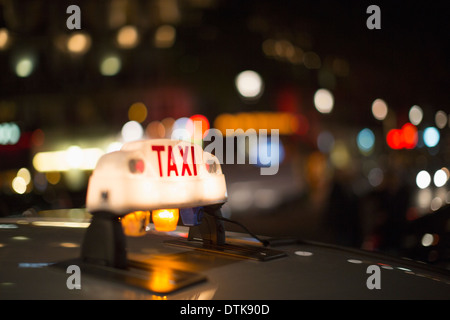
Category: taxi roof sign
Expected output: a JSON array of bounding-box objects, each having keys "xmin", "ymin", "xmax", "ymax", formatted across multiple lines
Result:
[
  {"xmin": 86, "ymin": 139, "xmax": 227, "ymax": 215},
  {"xmin": 81, "ymin": 139, "xmax": 283, "ymax": 271}
]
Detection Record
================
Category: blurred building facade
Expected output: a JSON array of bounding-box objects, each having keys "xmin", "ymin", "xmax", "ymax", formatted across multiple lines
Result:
[{"xmin": 0, "ymin": 0, "xmax": 449, "ymax": 263}]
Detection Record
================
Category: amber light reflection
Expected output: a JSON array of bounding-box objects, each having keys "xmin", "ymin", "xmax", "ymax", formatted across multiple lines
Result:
[
  {"xmin": 147, "ymin": 267, "xmax": 176, "ymax": 293},
  {"xmin": 152, "ymin": 208, "xmax": 179, "ymax": 232},
  {"xmin": 121, "ymin": 210, "xmax": 150, "ymax": 236}
]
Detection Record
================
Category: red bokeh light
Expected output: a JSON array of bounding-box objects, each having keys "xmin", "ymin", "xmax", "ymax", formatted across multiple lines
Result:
[
  {"xmin": 386, "ymin": 123, "xmax": 418, "ymax": 150},
  {"xmin": 401, "ymin": 123, "xmax": 418, "ymax": 149},
  {"xmin": 188, "ymin": 114, "xmax": 210, "ymax": 138}
]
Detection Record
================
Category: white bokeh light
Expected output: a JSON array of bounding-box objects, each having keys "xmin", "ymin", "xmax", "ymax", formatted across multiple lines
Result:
[
  {"xmin": 408, "ymin": 105, "xmax": 423, "ymax": 126},
  {"xmin": 121, "ymin": 121, "xmax": 144, "ymax": 142},
  {"xmin": 434, "ymin": 169, "xmax": 448, "ymax": 187},
  {"xmin": 66, "ymin": 145, "xmax": 84, "ymax": 169},
  {"xmin": 12, "ymin": 176, "xmax": 27, "ymax": 194},
  {"xmin": 372, "ymin": 99, "xmax": 388, "ymax": 120},
  {"xmin": 435, "ymin": 110, "xmax": 448, "ymax": 129},
  {"xmin": 416, "ymin": 170, "xmax": 431, "ymax": 189},
  {"xmin": 15, "ymin": 57, "xmax": 34, "ymax": 77},
  {"xmin": 314, "ymin": 88, "xmax": 334, "ymax": 114},
  {"xmin": 235, "ymin": 70, "xmax": 264, "ymax": 99}
]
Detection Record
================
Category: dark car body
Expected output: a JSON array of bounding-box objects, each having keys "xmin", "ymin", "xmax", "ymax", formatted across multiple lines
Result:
[{"xmin": 1, "ymin": 209, "xmax": 449, "ymax": 300}]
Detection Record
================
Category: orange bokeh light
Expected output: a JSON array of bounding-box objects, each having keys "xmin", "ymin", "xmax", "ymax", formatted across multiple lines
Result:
[
  {"xmin": 152, "ymin": 209, "xmax": 179, "ymax": 232},
  {"xmin": 121, "ymin": 211, "xmax": 150, "ymax": 237}
]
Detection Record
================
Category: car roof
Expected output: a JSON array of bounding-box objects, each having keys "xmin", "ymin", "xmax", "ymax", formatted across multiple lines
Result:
[{"xmin": 1, "ymin": 212, "xmax": 450, "ymax": 300}]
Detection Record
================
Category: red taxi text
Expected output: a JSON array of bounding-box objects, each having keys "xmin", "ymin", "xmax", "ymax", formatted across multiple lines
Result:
[{"xmin": 151, "ymin": 145, "xmax": 198, "ymax": 177}]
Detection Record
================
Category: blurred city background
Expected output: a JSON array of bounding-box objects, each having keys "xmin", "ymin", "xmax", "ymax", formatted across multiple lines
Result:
[{"xmin": 0, "ymin": 1, "xmax": 449, "ymax": 268}]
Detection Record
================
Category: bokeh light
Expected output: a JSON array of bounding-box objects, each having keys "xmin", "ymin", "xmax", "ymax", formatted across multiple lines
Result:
[
  {"xmin": 121, "ymin": 121, "xmax": 144, "ymax": 142},
  {"xmin": 249, "ymin": 137, "xmax": 285, "ymax": 167},
  {"xmin": 433, "ymin": 169, "xmax": 448, "ymax": 187},
  {"xmin": 12, "ymin": 167, "xmax": 32, "ymax": 194},
  {"xmin": 17, "ymin": 168, "xmax": 31, "ymax": 185},
  {"xmin": 430, "ymin": 197, "xmax": 443, "ymax": 211},
  {"xmin": 146, "ymin": 121, "xmax": 166, "ymax": 139},
  {"xmin": 435, "ymin": 110, "xmax": 447, "ymax": 129},
  {"xmin": 12, "ymin": 177, "xmax": 27, "ymax": 194},
  {"xmin": 313, "ymin": 88, "xmax": 334, "ymax": 114},
  {"xmin": 386, "ymin": 123, "xmax": 417, "ymax": 150},
  {"xmin": 421, "ymin": 233, "xmax": 434, "ymax": 247},
  {"xmin": 117, "ymin": 25, "xmax": 139, "ymax": 49},
  {"xmin": 371, "ymin": 99, "xmax": 388, "ymax": 121},
  {"xmin": 65, "ymin": 146, "xmax": 84, "ymax": 169},
  {"xmin": 416, "ymin": 170, "xmax": 431, "ymax": 189},
  {"xmin": 154, "ymin": 25, "xmax": 176, "ymax": 48},
  {"xmin": 187, "ymin": 114, "xmax": 210, "ymax": 139},
  {"xmin": 423, "ymin": 127, "xmax": 440, "ymax": 148},
  {"xmin": 30, "ymin": 128, "xmax": 45, "ymax": 147},
  {"xmin": 317, "ymin": 131, "xmax": 335, "ymax": 154},
  {"xmin": 417, "ymin": 188, "xmax": 432, "ymax": 209},
  {"xmin": 330, "ymin": 141, "xmax": 350, "ymax": 169},
  {"xmin": 386, "ymin": 129, "xmax": 403, "ymax": 150},
  {"xmin": 15, "ymin": 57, "xmax": 34, "ymax": 77},
  {"xmin": 171, "ymin": 117, "xmax": 193, "ymax": 141},
  {"xmin": 0, "ymin": 122, "xmax": 21, "ymax": 145},
  {"xmin": 368, "ymin": 167, "xmax": 384, "ymax": 187},
  {"xmin": 401, "ymin": 123, "xmax": 418, "ymax": 149},
  {"xmin": 67, "ymin": 32, "xmax": 91, "ymax": 54},
  {"xmin": 408, "ymin": 105, "xmax": 423, "ymax": 125},
  {"xmin": 46, "ymin": 172, "xmax": 61, "ymax": 185},
  {"xmin": 128, "ymin": 102, "xmax": 148, "ymax": 123},
  {"xmin": 100, "ymin": 55, "xmax": 121, "ymax": 76},
  {"xmin": 0, "ymin": 28, "xmax": 11, "ymax": 50},
  {"xmin": 357, "ymin": 128, "xmax": 375, "ymax": 153},
  {"xmin": 235, "ymin": 70, "xmax": 264, "ymax": 99}
]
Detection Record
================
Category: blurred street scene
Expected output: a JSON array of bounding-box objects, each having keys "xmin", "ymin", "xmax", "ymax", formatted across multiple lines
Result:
[{"xmin": 0, "ymin": 1, "xmax": 449, "ymax": 268}]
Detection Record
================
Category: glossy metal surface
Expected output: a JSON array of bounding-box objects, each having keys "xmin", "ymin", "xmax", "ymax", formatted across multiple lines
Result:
[{"xmin": 1, "ymin": 216, "xmax": 449, "ymax": 300}]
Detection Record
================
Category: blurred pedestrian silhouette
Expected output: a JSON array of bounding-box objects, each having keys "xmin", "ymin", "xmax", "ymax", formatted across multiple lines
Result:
[{"xmin": 323, "ymin": 168, "xmax": 362, "ymax": 247}]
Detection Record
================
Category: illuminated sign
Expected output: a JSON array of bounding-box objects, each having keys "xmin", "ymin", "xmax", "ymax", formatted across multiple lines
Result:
[
  {"xmin": 33, "ymin": 147, "xmax": 104, "ymax": 172},
  {"xmin": 150, "ymin": 145, "xmax": 198, "ymax": 177},
  {"xmin": 213, "ymin": 112, "xmax": 304, "ymax": 136},
  {"xmin": 86, "ymin": 139, "xmax": 227, "ymax": 216}
]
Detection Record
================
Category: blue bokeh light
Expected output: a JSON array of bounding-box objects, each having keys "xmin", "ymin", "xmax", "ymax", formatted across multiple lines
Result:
[
  {"xmin": 357, "ymin": 128, "xmax": 375, "ymax": 152},
  {"xmin": 423, "ymin": 127, "xmax": 440, "ymax": 148}
]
